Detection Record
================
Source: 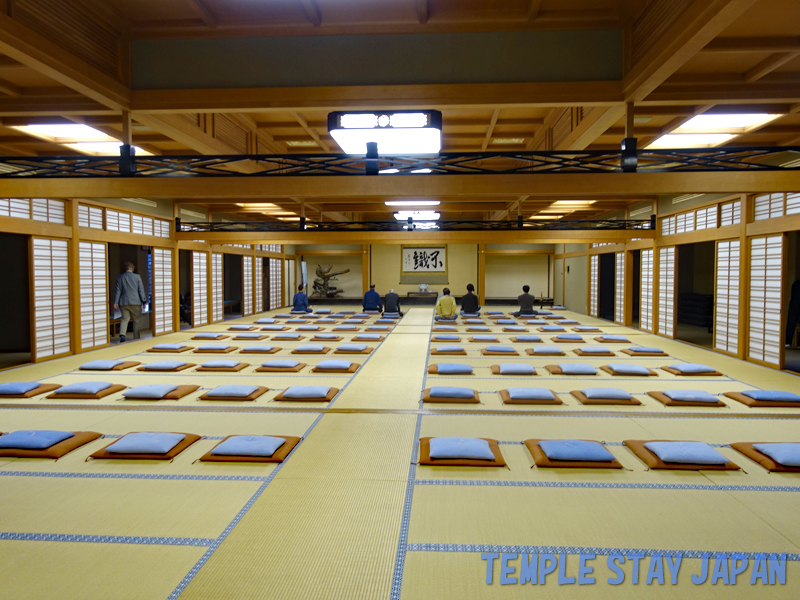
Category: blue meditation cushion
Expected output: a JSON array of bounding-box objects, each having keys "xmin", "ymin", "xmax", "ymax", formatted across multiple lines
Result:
[
  {"xmin": 261, "ymin": 325, "xmax": 286, "ymax": 331},
  {"xmin": 504, "ymin": 326, "xmax": 526, "ymax": 332},
  {"xmin": 290, "ymin": 310, "xmax": 309, "ymax": 314},
  {"xmin": 243, "ymin": 345, "xmax": 275, "ymax": 353},
  {"xmin": 286, "ymin": 319, "xmax": 307, "ymax": 324},
  {"xmin": 486, "ymin": 311, "xmax": 503, "ymax": 315},
  {"xmin": 601, "ymin": 335, "xmax": 629, "ymax": 341},
  {"xmin": 80, "ymin": 360, "xmax": 125, "ymax": 371},
  {"xmin": 297, "ymin": 325, "xmax": 320, "ymax": 331},
  {"xmin": 435, "ymin": 345, "xmax": 464, "ymax": 353},
  {"xmin": 354, "ymin": 313, "xmax": 370, "ymax": 318},
  {"xmin": 375, "ymin": 319, "xmax": 395, "ymax": 324},
  {"xmin": 152, "ymin": 343, "xmax": 188, "ymax": 350},
  {"xmin": 205, "ymin": 385, "xmax": 260, "ymax": 398},
  {"xmin": 304, "ymin": 314, "xmax": 319, "ymax": 319},
  {"xmin": 668, "ymin": 363, "xmax": 716, "ymax": 374},
  {"xmin": 275, "ymin": 314, "xmax": 293, "ymax": 318},
  {"xmin": 628, "ymin": 347, "xmax": 664, "ymax": 354},
  {"xmin": 0, "ymin": 430, "xmax": 74, "ymax": 450},
  {"xmin": 579, "ymin": 346, "xmax": 611, "ymax": 354},
  {"xmin": 753, "ymin": 443, "xmax": 800, "ymax": 467},
  {"xmin": 367, "ymin": 326, "xmax": 389, "ymax": 331},
  {"xmin": 334, "ymin": 325, "xmax": 357, "ymax": 331},
  {"xmin": 498, "ymin": 363, "xmax": 535, "ymax": 375},
  {"xmin": 507, "ymin": 387, "xmax": 554, "ymax": 401},
  {"xmin": 433, "ymin": 335, "xmax": 459, "ymax": 341},
  {"xmin": 541, "ymin": 326, "xmax": 565, "ymax": 331},
  {"xmin": 383, "ymin": 312, "xmax": 400, "ymax": 318},
  {"xmin": 343, "ymin": 319, "xmax": 364, "ymax": 324},
  {"xmin": 315, "ymin": 308, "xmax": 331, "ymax": 314},
  {"xmin": 573, "ymin": 325, "xmax": 598, "ymax": 330},
  {"xmin": 464, "ymin": 319, "xmax": 484, "ymax": 324},
  {"xmin": 0, "ymin": 382, "xmax": 41, "ymax": 395},
  {"xmin": 663, "ymin": 390, "xmax": 719, "ymax": 403},
  {"xmin": 329, "ymin": 314, "xmax": 346, "ymax": 318},
  {"xmin": 355, "ymin": 334, "xmax": 382, "ymax": 341},
  {"xmin": 198, "ymin": 344, "xmax": 229, "ymax": 351},
  {"xmin": 261, "ymin": 360, "xmax": 300, "ymax": 368},
  {"xmin": 539, "ymin": 440, "xmax": 615, "ymax": 462},
  {"xmin": 315, "ymin": 360, "xmax": 353, "ymax": 370},
  {"xmin": 428, "ymin": 386, "xmax": 475, "ymax": 399},
  {"xmin": 583, "ymin": 387, "xmax": 632, "ymax": 400},
  {"xmin": 211, "ymin": 435, "xmax": 286, "ymax": 457},
  {"xmin": 229, "ymin": 325, "xmax": 253, "ymax": 330},
  {"xmin": 194, "ymin": 332, "xmax": 223, "ymax": 338},
  {"xmin": 317, "ymin": 319, "xmax": 335, "ymax": 324},
  {"xmin": 497, "ymin": 319, "xmax": 517, "ymax": 325},
  {"xmin": 434, "ymin": 325, "xmax": 456, "ymax": 331},
  {"xmin": 607, "ymin": 363, "xmax": 652, "ymax": 376},
  {"xmin": 314, "ymin": 334, "xmax": 339, "ymax": 339},
  {"xmin": 283, "ymin": 386, "xmax": 330, "ymax": 398},
  {"xmin": 742, "ymin": 390, "xmax": 800, "ymax": 402},
  {"xmin": 142, "ymin": 361, "xmax": 187, "ymax": 371},
  {"xmin": 200, "ymin": 360, "xmax": 241, "ymax": 369},
  {"xmin": 538, "ymin": 311, "xmax": 553, "ymax": 315},
  {"xmin": 472, "ymin": 335, "xmax": 497, "ymax": 341},
  {"xmin": 295, "ymin": 344, "xmax": 324, "ymax": 352},
  {"xmin": 552, "ymin": 305, "xmax": 566, "ymax": 309},
  {"xmin": 429, "ymin": 437, "xmax": 494, "ymax": 460},
  {"xmin": 526, "ymin": 319, "xmax": 546, "ymax": 325},
  {"xmin": 557, "ymin": 364, "xmax": 598, "ymax": 375},
  {"xmin": 436, "ymin": 363, "xmax": 474, "ymax": 375},
  {"xmin": 338, "ymin": 344, "xmax": 368, "ymax": 352},
  {"xmin": 467, "ymin": 326, "xmax": 489, "ymax": 331},
  {"xmin": 644, "ymin": 441, "xmax": 729, "ymax": 465},
  {"xmin": 461, "ymin": 312, "xmax": 480, "ymax": 318},
  {"xmin": 123, "ymin": 384, "xmax": 180, "ymax": 399},
  {"xmin": 57, "ymin": 381, "xmax": 113, "ymax": 394},
  {"xmin": 485, "ymin": 346, "xmax": 515, "ymax": 353},
  {"xmin": 559, "ymin": 320, "xmax": 581, "ymax": 325},
  {"xmin": 515, "ymin": 335, "xmax": 542, "ymax": 342},
  {"xmin": 340, "ymin": 310, "xmax": 355, "ymax": 314},
  {"xmin": 274, "ymin": 333, "xmax": 302, "ymax": 339},
  {"xmin": 532, "ymin": 346, "xmax": 563, "ymax": 354},
  {"xmin": 235, "ymin": 332, "xmax": 263, "ymax": 339},
  {"xmin": 555, "ymin": 334, "xmax": 582, "ymax": 341},
  {"xmin": 256, "ymin": 318, "xmax": 276, "ymax": 324},
  {"xmin": 106, "ymin": 432, "xmax": 186, "ymax": 454}
]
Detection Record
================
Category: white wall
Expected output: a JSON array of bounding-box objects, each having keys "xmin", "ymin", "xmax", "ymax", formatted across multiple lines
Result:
[{"xmin": 485, "ymin": 254, "xmax": 551, "ymax": 298}]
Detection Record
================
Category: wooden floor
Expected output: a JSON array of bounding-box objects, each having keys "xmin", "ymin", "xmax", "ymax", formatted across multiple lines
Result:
[{"xmin": 0, "ymin": 307, "xmax": 798, "ymax": 599}]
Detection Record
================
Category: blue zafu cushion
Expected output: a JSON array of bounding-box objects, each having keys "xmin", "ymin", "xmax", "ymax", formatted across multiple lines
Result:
[
  {"xmin": 538, "ymin": 311, "xmax": 552, "ymax": 315},
  {"xmin": 472, "ymin": 335, "xmax": 497, "ymax": 341},
  {"xmin": 465, "ymin": 319, "xmax": 484, "ymax": 324},
  {"xmin": 315, "ymin": 360, "xmax": 353, "ymax": 370},
  {"xmin": 229, "ymin": 325, "xmax": 253, "ymax": 330},
  {"xmin": 606, "ymin": 363, "xmax": 652, "ymax": 376},
  {"xmin": 344, "ymin": 319, "xmax": 363, "ymax": 324},
  {"xmin": 383, "ymin": 312, "xmax": 400, "ymax": 318},
  {"xmin": 0, "ymin": 430, "xmax": 74, "ymax": 450},
  {"xmin": 340, "ymin": 310, "xmax": 355, "ymax": 314},
  {"xmin": 80, "ymin": 360, "xmax": 125, "ymax": 371},
  {"xmin": 557, "ymin": 364, "xmax": 598, "ymax": 375},
  {"xmin": 429, "ymin": 437, "xmax": 494, "ymax": 460},
  {"xmin": 539, "ymin": 440, "xmax": 615, "ymax": 462},
  {"xmin": 497, "ymin": 319, "xmax": 516, "ymax": 324},
  {"xmin": 429, "ymin": 387, "xmax": 475, "ymax": 399},
  {"xmin": 541, "ymin": 326, "xmax": 565, "ymax": 331},
  {"xmin": 205, "ymin": 385, "xmax": 260, "ymax": 398},
  {"xmin": 57, "ymin": 381, "xmax": 113, "ymax": 394},
  {"xmin": 329, "ymin": 314, "xmax": 345, "ymax": 319},
  {"xmin": 0, "ymin": 382, "xmax": 41, "ymax": 395},
  {"xmin": 504, "ymin": 326, "xmax": 526, "ymax": 332},
  {"xmin": 287, "ymin": 319, "xmax": 307, "ymax": 324},
  {"xmin": 628, "ymin": 347, "xmax": 664, "ymax": 354},
  {"xmin": 317, "ymin": 319, "xmax": 335, "ymax": 324},
  {"xmin": 600, "ymin": 335, "xmax": 629, "ymax": 341},
  {"xmin": 256, "ymin": 318, "xmax": 277, "ymax": 324},
  {"xmin": 243, "ymin": 345, "xmax": 275, "ymax": 353},
  {"xmin": 274, "ymin": 333, "xmax": 302, "ymax": 339},
  {"xmin": 436, "ymin": 345, "xmax": 464, "ymax": 353},
  {"xmin": 375, "ymin": 319, "xmax": 395, "ymax": 324},
  {"xmin": 106, "ymin": 432, "xmax": 186, "ymax": 454},
  {"xmin": 339, "ymin": 343, "xmax": 367, "ymax": 352},
  {"xmin": 261, "ymin": 325, "xmax": 286, "ymax": 331},
  {"xmin": 152, "ymin": 343, "xmax": 188, "ymax": 350},
  {"xmin": 354, "ymin": 313, "xmax": 370, "ymax": 318},
  {"xmin": 261, "ymin": 360, "xmax": 301, "ymax": 368},
  {"xmin": 644, "ymin": 441, "xmax": 729, "ymax": 465},
  {"xmin": 141, "ymin": 361, "xmax": 187, "ymax": 371},
  {"xmin": 554, "ymin": 334, "xmax": 582, "ymax": 341},
  {"xmin": 275, "ymin": 314, "xmax": 293, "ymax": 318},
  {"xmin": 583, "ymin": 387, "xmax": 632, "ymax": 400},
  {"xmin": 434, "ymin": 325, "xmax": 456, "ymax": 331},
  {"xmin": 201, "ymin": 360, "xmax": 241, "ymax": 369},
  {"xmin": 367, "ymin": 326, "xmax": 389, "ymax": 331},
  {"xmin": 314, "ymin": 334, "xmax": 339, "ymax": 339},
  {"xmin": 297, "ymin": 325, "xmax": 320, "ymax": 331},
  {"xmin": 526, "ymin": 320, "xmax": 546, "ymax": 325},
  {"xmin": 315, "ymin": 308, "xmax": 331, "ymax": 314},
  {"xmin": 436, "ymin": 363, "xmax": 474, "ymax": 375},
  {"xmin": 668, "ymin": 363, "xmax": 716, "ymax": 374},
  {"xmin": 532, "ymin": 346, "xmax": 563, "ymax": 354},
  {"xmin": 235, "ymin": 332, "xmax": 263, "ymax": 338},
  {"xmin": 552, "ymin": 305, "xmax": 565, "ymax": 309},
  {"xmin": 573, "ymin": 325, "xmax": 598, "ymax": 330},
  {"xmin": 461, "ymin": 312, "xmax": 480, "ymax": 318},
  {"xmin": 485, "ymin": 346, "xmax": 515, "ymax": 353},
  {"xmin": 198, "ymin": 344, "xmax": 229, "ymax": 351},
  {"xmin": 498, "ymin": 364, "xmax": 535, "ymax": 375},
  {"xmin": 507, "ymin": 387, "xmax": 555, "ymax": 401},
  {"xmin": 355, "ymin": 334, "xmax": 382, "ymax": 340},
  {"xmin": 467, "ymin": 326, "xmax": 489, "ymax": 331},
  {"xmin": 123, "ymin": 384, "xmax": 180, "ymax": 399},
  {"xmin": 579, "ymin": 346, "xmax": 611, "ymax": 354},
  {"xmin": 753, "ymin": 443, "xmax": 800, "ymax": 467},
  {"xmin": 283, "ymin": 386, "xmax": 330, "ymax": 399},
  {"xmin": 211, "ymin": 435, "xmax": 286, "ymax": 457},
  {"xmin": 194, "ymin": 332, "xmax": 223, "ymax": 339},
  {"xmin": 433, "ymin": 335, "xmax": 459, "ymax": 341},
  {"xmin": 663, "ymin": 390, "xmax": 720, "ymax": 403},
  {"xmin": 742, "ymin": 390, "xmax": 800, "ymax": 402},
  {"xmin": 334, "ymin": 325, "xmax": 357, "ymax": 331},
  {"xmin": 486, "ymin": 311, "xmax": 503, "ymax": 314},
  {"xmin": 296, "ymin": 344, "xmax": 324, "ymax": 352},
  {"xmin": 515, "ymin": 335, "xmax": 542, "ymax": 342}
]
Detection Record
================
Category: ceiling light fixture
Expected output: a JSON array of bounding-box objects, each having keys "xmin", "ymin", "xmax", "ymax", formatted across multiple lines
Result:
[
  {"xmin": 328, "ymin": 110, "xmax": 442, "ymax": 155},
  {"xmin": 393, "ymin": 211, "xmax": 440, "ymax": 221},
  {"xmin": 674, "ymin": 113, "xmax": 781, "ymax": 133},
  {"xmin": 385, "ymin": 200, "xmax": 440, "ymax": 206},
  {"xmin": 64, "ymin": 142, "xmax": 152, "ymax": 156},
  {"xmin": 404, "ymin": 222, "xmax": 439, "ymax": 230},
  {"xmin": 646, "ymin": 133, "xmax": 736, "ymax": 149},
  {"xmin": 491, "ymin": 138, "xmax": 525, "ymax": 144},
  {"xmin": 12, "ymin": 124, "xmax": 113, "ymax": 142}
]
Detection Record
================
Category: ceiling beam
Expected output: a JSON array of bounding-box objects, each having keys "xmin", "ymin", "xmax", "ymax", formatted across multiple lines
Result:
[
  {"xmin": 744, "ymin": 52, "xmax": 800, "ymax": 84},
  {"xmin": 490, "ymin": 195, "xmax": 528, "ymax": 221},
  {"xmin": 623, "ymin": 0, "xmax": 759, "ymax": 102},
  {"xmin": 182, "ymin": 0, "xmax": 218, "ymax": 28},
  {"xmin": 556, "ymin": 106, "xmax": 627, "ymax": 150},
  {"xmin": 0, "ymin": 56, "xmax": 23, "ymax": 68},
  {"xmin": 480, "ymin": 109, "xmax": 500, "ymax": 151},
  {"xmin": 298, "ymin": 0, "xmax": 322, "ymax": 27},
  {"xmin": 643, "ymin": 82, "xmax": 800, "ymax": 104},
  {"xmin": 291, "ymin": 112, "xmax": 330, "ymax": 152},
  {"xmin": 417, "ymin": 0, "xmax": 429, "ymax": 25},
  {"xmin": 0, "ymin": 76, "xmax": 21, "ymax": 97},
  {"xmin": 702, "ymin": 36, "xmax": 800, "ymax": 53},
  {"xmin": 286, "ymin": 196, "xmax": 348, "ymax": 222},
  {"xmin": 0, "ymin": 12, "xmax": 130, "ymax": 110},
  {"xmin": 0, "ymin": 94, "xmax": 115, "ymax": 116},
  {"xmin": 528, "ymin": 0, "xmax": 543, "ymax": 21},
  {"xmin": 133, "ymin": 113, "xmax": 242, "ymax": 156}
]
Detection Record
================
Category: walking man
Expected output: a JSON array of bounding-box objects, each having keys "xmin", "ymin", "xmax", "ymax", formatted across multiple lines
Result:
[{"xmin": 113, "ymin": 261, "xmax": 148, "ymax": 343}]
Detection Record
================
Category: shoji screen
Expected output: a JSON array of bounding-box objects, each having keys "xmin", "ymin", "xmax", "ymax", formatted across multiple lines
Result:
[
  {"xmin": 615, "ymin": 252, "xmax": 625, "ymax": 324},
  {"xmin": 657, "ymin": 247, "xmax": 676, "ymax": 337},
  {"xmin": 748, "ymin": 235, "xmax": 783, "ymax": 366},
  {"xmin": 254, "ymin": 257, "xmax": 263, "ymax": 314},
  {"xmin": 152, "ymin": 248, "xmax": 173, "ymax": 335},
  {"xmin": 589, "ymin": 255, "xmax": 599, "ymax": 317},
  {"xmin": 211, "ymin": 253, "xmax": 223, "ymax": 322},
  {"xmin": 640, "ymin": 249, "xmax": 654, "ymax": 332},
  {"xmin": 31, "ymin": 238, "xmax": 70, "ymax": 360},
  {"xmin": 79, "ymin": 242, "xmax": 108, "ymax": 350},
  {"xmin": 191, "ymin": 251, "xmax": 208, "ymax": 327},
  {"xmin": 242, "ymin": 255, "xmax": 253, "ymax": 316},
  {"xmin": 269, "ymin": 258, "xmax": 282, "ymax": 309},
  {"xmin": 714, "ymin": 240, "xmax": 740, "ymax": 355}
]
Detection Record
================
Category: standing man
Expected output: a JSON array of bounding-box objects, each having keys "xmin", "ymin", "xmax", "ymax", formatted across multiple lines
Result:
[
  {"xmin": 362, "ymin": 283, "xmax": 383, "ymax": 312},
  {"xmin": 383, "ymin": 288, "xmax": 403, "ymax": 317},
  {"xmin": 113, "ymin": 261, "xmax": 148, "ymax": 343},
  {"xmin": 512, "ymin": 285, "xmax": 537, "ymax": 318}
]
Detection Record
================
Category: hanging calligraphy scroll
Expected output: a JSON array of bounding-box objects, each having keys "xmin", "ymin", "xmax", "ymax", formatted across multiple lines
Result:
[{"xmin": 401, "ymin": 246, "xmax": 447, "ymax": 274}]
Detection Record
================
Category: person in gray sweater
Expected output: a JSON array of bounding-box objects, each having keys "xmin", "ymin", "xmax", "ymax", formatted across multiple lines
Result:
[{"xmin": 113, "ymin": 261, "xmax": 148, "ymax": 342}]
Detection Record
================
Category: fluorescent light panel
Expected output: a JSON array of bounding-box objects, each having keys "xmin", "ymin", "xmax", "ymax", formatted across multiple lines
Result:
[
  {"xmin": 64, "ymin": 142, "xmax": 152, "ymax": 156},
  {"xmin": 385, "ymin": 200, "xmax": 440, "ymax": 206},
  {"xmin": 393, "ymin": 211, "xmax": 440, "ymax": 221},
  {"xmin": 12, "ymin": 124, "xmax": 113, "ymax": 142},
  {"xmin": 647, "ymin": 133, "xmax": 736, "ymax": 149},
  {"xmin": 674, "ymin": 113, "xmax": 781, "ymax": 133}
]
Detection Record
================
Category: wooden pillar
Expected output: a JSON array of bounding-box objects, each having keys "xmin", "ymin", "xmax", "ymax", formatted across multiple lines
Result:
[
  {"xmin": 66, "ymin": 198, "xmax": 82, "ymax": 354},
  {"xmin": 206, "ymin": 247, "xmax": 213, "ymax": 325},
  {"xmin": 121, "ymin": 110, "xmax": 133, "ymax": 146},
  {"xmin": 281, "ymin": 246, "xmax": 286, "ymax": 308},
  {"xmin": 252, "ymin": 245, "xmax": 258, "ymax": 313},
  {"xmin": 738, "ymin": 194, "xmax": 752, "ymax": 360},
  {"xmin": 478, "ymin": 244, "xmax": 486, "ymax": 304},
  {"xmin": 625, "ymin": 102, "xmax": 635, "ymax": 138},
  {"xmin": 171, "ymin": 202, "xmax": 180, "ymax": 332},
  {"xmin": 624, "ymin": 249, "xmax": 634, "ymax": 326},
  {"xmin": 362, "ymin": 244, "xmax": 370, "ymax": 294}
]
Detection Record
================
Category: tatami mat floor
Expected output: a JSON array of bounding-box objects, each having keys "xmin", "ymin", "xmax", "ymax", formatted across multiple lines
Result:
[{"xmin": 1, "ymin": 307, "xmax": 798, "ymax": 599}]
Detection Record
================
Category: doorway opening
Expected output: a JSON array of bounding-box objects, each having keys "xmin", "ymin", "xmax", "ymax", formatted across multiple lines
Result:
[
  {"xmin": 675, "ymin": 242, "xmax": 715, "ymax": 349},
  {"xmin": 597, "ymin": 253, "xmax": 615, "ymax": 321},
  {"xmin": 223, "ymin": 254, "xmax": 243, "ymax": 319},
  {"xmin": 0, "ymin": 233, "xmax": 31, "ymax": 369},
  {"xmin": 108, "ymin": 243, "xmax": 153, "ymax": 343}
]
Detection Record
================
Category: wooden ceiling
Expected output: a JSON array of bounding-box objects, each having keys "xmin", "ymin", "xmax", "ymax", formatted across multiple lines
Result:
[{"xmin": 0, "ymin": 0, "xmax": 798, "ymax": 222}]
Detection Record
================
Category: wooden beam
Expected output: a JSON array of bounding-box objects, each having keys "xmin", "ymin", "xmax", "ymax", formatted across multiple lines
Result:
[
  {"xmin": 481, "ymin": 109, "xmax": 500, "ymax": 151},
  {"xmin": 291, "ymin": 112, "xmax": 330, "ymax": 152},
  {"xmin": 121, "ymin": 110, "xmax": 133, "ymax": 146},
  {"xmin": 556, "ymin": 105, "xmax": 626, "ymax": 150},
  {"xmin": 490, "ymin": 195, "xmax": 528, "ymax": 221},
  {"xmin": 299, "ymin": 0, "xmax": 322, "ymax": 27},
  {"xmin": 625, "ymin": 102, "xmax": 635, "ymax": 138},
  {"xmin": 133, "ymin": 113, "xmax": 244, "ymax": 155},
  {"xmin": 644, "ymin": 82, "xmax": 800, "ymax": 104},
  {"xmin": 0, "ymin": 94, "xmax": 114, "ymax": 116},
  {"xmin": 744, "ymin": 52, "xmax": 800, "ymax": 83},
  {"xmin": 0, "ymin": 76, "xmax": 21, "ymax": 96},
  {"xmin": 702, "ymin": 36, "xmax": 800, "ymax": 53},
  {"xmin": 183, "ymin": 0, "xmax": 218, "ymax": 28},
  {"xmin": 528, "ymin": 0, "xmax": 543, "ymax": 21},
  {"xmin": 0, "ymin": 56, "xmax": 23, "ymax": 68},
  {"xmin": 417, "ymin": 0, "xmax": 429, "ymax": 25}
]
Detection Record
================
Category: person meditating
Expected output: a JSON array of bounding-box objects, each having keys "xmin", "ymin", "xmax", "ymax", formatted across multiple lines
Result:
[
  {"xmin": 292, "ymin": 284, "xmax": 313, "ymax": 313},
  {"xmin": 435, "ymin": 288, "xmax": 457, "ymax": 321},
  {"xmin": 512, "ymin": 285, "xmax": 537, "ymax": 318},
  {"xmin": 460, "ymin": 283, "xmax": 481, "ymax": 316},
  {"xmin": 383, "ymin": 288, "xmax": 403, "ymax": 317},
  {"xmin": 362, "ymin": 283, "xmax": 383, "ymax": 312}
]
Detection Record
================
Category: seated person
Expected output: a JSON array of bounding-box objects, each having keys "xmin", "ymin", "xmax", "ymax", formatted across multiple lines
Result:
[
  {"xmin": 383, "ymin": 288, "xmax": 404, "ymax": 317},
  {"xmin": 362, "ymin": 284, "xmax": 383, "ymax": 312},
  {"xmin": 292, "ymin": 284, "xmax": 313, "ymax": 313},
  {"xmin": 435, "ymin": 288, "xmax": 457, "ymax": 321},
  {"xmin": 179, "ymin": 293, "xmax": 192, "ymax": 324},
  {"xmin": 459, "ymin": 283, "xmax": 481, "ymax": 316},
  {"xmin": 512, "ymin": 285, "xmax": 537, "ymax": 318}
]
